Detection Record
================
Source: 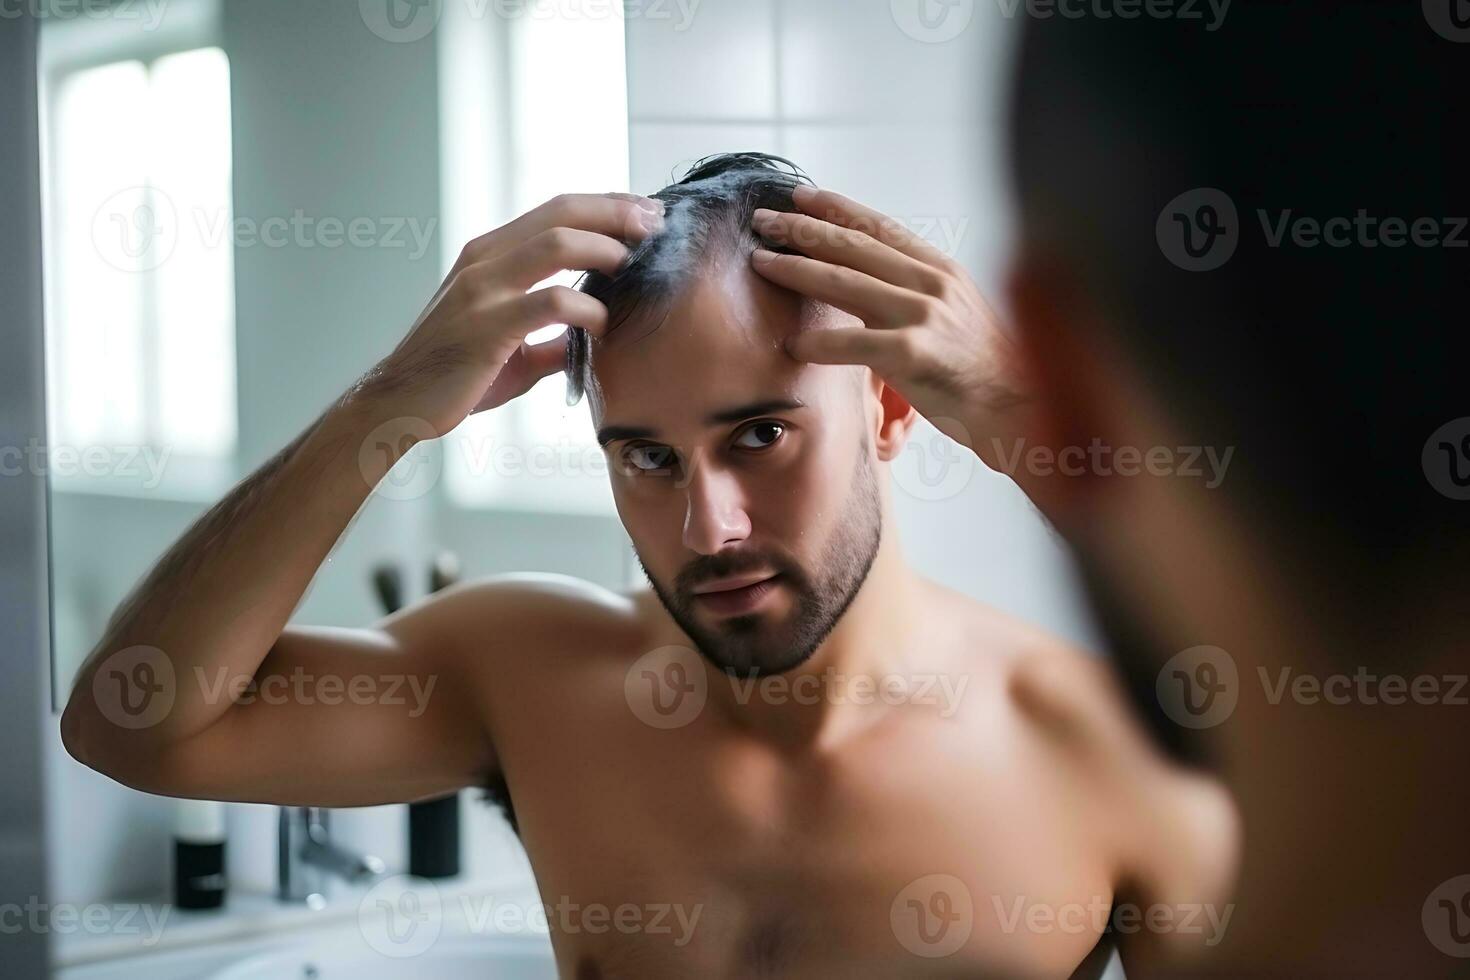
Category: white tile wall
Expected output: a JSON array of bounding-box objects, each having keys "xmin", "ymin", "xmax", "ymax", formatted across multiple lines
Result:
[
  {"xmin": 777, "ymin": 0, "xmax": 1002, "ymax": 123},
  {"xmin": 623, "ymin": 0, "xmax": 778, "ymax": 119},
  {"xmin": 629, "ymin": 122, "xmax": 782, "ymax": 192}
]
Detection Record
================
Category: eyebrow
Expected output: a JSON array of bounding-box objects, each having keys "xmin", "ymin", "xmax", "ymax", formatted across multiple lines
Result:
[{"xmin": 596, "ymin": 398, "xmax": 807, "ymax": 447}]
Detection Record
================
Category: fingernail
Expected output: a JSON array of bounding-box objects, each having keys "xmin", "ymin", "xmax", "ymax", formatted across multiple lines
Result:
[
  {"xmin": 638, "ymin": 197, "xmax": 665, "ymax": 215},
  {"xmin": 752, "ymin": 208, "xmax": 776, "ymax": 224},
  {"xmin": 792, "ymin": 184, "xmax": 816, "ymax": 203},
  {"xmin": 751, "ymin": 248, "xmax": 777, "ymax": 266},
  {"xmin": 639, "ymin": 210, "xmax": 664, "ymax": 235}
]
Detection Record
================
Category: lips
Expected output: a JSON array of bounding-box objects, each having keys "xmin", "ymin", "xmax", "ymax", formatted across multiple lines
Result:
[
  {"xmin": 691, "ymin": 570, "xmax": 780, "ymax": 595},
  {"xmin": 690, "ymin": 571, "xmax": 784, "ymax": 617}
]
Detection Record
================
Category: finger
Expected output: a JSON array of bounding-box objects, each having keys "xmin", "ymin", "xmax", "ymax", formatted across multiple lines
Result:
[
  {"xmin": 790, "ymin": 185, "xmax": 954, "ymax": 270},
  {"xmin": 494, "ymin": 284, "xmax": 610, "ymax": 340},
  {"xmin": 785, "ymin": 325, "xmax": 922, "ymax": 375},
  {"xmin": 486, "ymin": 227, "xmax": 632, "ymax": 290},
  {"xmin": 750, "ymin": 248, "xmax": 930, "ymax": 328},
  {"xmin": 460, "ymin": 193, "xmax": 663, "ymax": 267},
  {"xmin": 515, "ymin": 193, "xmax": 664, "ymax": 245},
  {"xmin": 474, "ymin": 334, "xmax": 568, "ymax": 413},
  {"xmin": 752, "ymin": 208, "xmax": 945, "ymax": 295}
]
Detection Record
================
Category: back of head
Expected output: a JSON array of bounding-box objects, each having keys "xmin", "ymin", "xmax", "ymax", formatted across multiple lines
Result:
[
  {"xmin": 566, "ymin": 152, "xmax": 813, "ymax": 405},
  {"xmin": 1010, "ymin": 1, "xmax": 1466, "ymax": 630}
]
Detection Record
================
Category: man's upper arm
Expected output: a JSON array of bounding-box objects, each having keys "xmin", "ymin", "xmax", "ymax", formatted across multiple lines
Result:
[
  {"xmin": 1010, "ymin": 646, "xmax": 1241, "ymax": 969},
  {"xmin": 130, "ymin": 580, "xmax": 519, "ymax": 807}
]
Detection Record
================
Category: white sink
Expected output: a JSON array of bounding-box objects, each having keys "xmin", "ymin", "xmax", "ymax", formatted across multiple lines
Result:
[
  {"xmin": 211, "ymin": 936, "xmax": 556, "ymax": 980},
  {"xmin": 53, "ymin": 880, "xmax": 556, "ymax": 980}
]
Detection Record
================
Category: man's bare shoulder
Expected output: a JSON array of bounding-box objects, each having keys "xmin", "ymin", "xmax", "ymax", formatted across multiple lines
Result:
[
  {"xmin": 921, "ymin": 579, "xmax": 1098, "ymax": 675},
  {"xmin": 924, "ymin": 581, "xmax": 1238, "ymax": 902},
  {"xmin": 401, "ymin": 572, "xmax": 668, "ymax": 672},
  {"xmin": 921, "ymin": 579, "xmax": 1139, "ymax": 736}
]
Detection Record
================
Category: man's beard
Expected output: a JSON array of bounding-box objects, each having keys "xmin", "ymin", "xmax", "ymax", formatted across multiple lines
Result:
[{"xmin": 637, "ymin": 450, "xmax": 884, "ymax": 678}]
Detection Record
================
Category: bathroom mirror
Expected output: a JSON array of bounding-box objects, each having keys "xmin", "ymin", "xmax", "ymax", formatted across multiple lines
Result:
[{"xmin": 37, "ymin": 1, "xmax": 1103, "ymax": 975}]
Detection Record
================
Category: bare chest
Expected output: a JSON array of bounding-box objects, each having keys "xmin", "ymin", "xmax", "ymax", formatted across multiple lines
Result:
[{"xmin": 504, "ymin": 706, "xmax": 1113, "ymax": 978}]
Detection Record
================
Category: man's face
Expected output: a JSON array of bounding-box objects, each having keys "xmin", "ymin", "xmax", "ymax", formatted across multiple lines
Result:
[{"xmin": 590, "ymin": 258, "xmax": 883, "ymax": 676}]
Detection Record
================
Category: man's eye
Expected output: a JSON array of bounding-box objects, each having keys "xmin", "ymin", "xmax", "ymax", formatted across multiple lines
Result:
[
  {"xmin": 733, "ymin": 421, "xmax": 785, "ymax": 450},
  {"xmin": 624, "ymin": 445, "xmax": 677, "ymax": 472}
]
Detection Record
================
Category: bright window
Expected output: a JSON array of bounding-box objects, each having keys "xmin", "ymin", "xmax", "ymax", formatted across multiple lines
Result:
[
  {"xmin": 43, "ymin": 46, "xmax": 236, "ymax": 494},
  {"xmin": 439, "ymin": 7, "xmax": 628, "ymax": 515}
]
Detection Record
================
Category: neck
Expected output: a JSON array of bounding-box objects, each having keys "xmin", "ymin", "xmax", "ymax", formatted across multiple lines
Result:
[
  {"xmin": 707, "ymin": 515, "xmax": 926, "ymax": 748},
  {"xmin": 1187, "ymin": 560, "xmax": 1470, "ymax": 977}
]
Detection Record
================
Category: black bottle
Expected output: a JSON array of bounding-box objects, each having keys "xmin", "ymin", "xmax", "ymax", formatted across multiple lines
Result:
[
  {"xmin": 375, "ymin": 554, "xmax": 464, "ymax": 879},
  {"xmin": 173, "ymin": 800, "xmax": 226, "ymax": 909}
]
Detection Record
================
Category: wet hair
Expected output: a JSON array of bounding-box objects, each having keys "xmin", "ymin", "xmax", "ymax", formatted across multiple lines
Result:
[{"xmin": 564, "ymin": 151, "xmax": 816, "ymax": 405}]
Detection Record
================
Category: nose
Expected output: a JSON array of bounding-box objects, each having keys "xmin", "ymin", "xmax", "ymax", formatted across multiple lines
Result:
[{"xmin": 681, "ymin": 459, "xmax": 752, "ymax": 556}]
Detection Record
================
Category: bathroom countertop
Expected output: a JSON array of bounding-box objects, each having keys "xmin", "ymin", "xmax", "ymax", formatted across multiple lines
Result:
[{"xmin": 52, "ymin": 872, "xmax": 542, "ymax": 969}]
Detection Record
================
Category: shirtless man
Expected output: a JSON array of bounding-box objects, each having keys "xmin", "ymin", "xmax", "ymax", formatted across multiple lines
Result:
[{"xmin": 62, "ymin": 154, "xmax": 1234, "ymax": 979}]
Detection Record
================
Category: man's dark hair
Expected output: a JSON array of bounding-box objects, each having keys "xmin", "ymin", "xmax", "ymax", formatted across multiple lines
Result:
[{"xmin": 565, "ymin": 151, "xmax": 814, "ymax": 405}]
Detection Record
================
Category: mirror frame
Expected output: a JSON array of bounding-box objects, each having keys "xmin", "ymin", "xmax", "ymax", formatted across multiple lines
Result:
[{"xmin": 0, "ymin": 9, "xmax": 53, "ymax": 978}]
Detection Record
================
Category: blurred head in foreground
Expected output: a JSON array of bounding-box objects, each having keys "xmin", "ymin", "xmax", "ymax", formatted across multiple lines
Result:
[{"xmin": 1008, "ymin": 3, "xmax": 1464, "ymax": 973}]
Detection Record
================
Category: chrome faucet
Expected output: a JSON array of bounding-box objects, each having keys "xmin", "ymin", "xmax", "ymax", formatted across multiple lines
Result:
[{"xmin": 277, "ymin": 806, "xmax": 386, "ymax": 904}]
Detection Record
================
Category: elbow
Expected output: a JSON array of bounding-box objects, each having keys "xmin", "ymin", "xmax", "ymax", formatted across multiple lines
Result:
[
  {"xmin": 60, "ymin": 677, "xmax": 201, "ymax": 797},
  {"xmin": 59, "ymin": 702, "xmax": 169, "ymax": 795},
  {"xmin": 60, "ymin": 692, "xmax": 104, "ymax": 773},
  {"xmin": 59, "ymin": 680, "xmax": 90, "ymax": 765},
  {"xmin": 59, "ymin": 677, "xmax": 136, "ymax": 782}
]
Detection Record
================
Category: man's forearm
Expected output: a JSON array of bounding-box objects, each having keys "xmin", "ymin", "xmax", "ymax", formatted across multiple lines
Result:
[{"xmin": 63, "ymin": 389, "xmax": 412, "ymax": 750}]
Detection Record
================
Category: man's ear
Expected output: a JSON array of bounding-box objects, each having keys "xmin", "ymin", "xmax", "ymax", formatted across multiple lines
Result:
[
  {"xmin": 869, "ymin": 369, "xmax": 919, "ymax": 462},
  {"xmin": 1006, "ymin": 248, "xmax": 1131, "ymax": 522}
]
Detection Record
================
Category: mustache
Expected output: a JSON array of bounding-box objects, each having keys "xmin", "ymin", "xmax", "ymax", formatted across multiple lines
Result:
[{"xmin": 673, "ymin": 548, "xmax": 807, "ymax": 596}]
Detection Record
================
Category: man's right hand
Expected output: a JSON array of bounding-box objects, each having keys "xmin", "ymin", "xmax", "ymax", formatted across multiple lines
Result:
[{"xmin": 359, "ymin": 192, "xmax": 664, "ymax": 435}]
